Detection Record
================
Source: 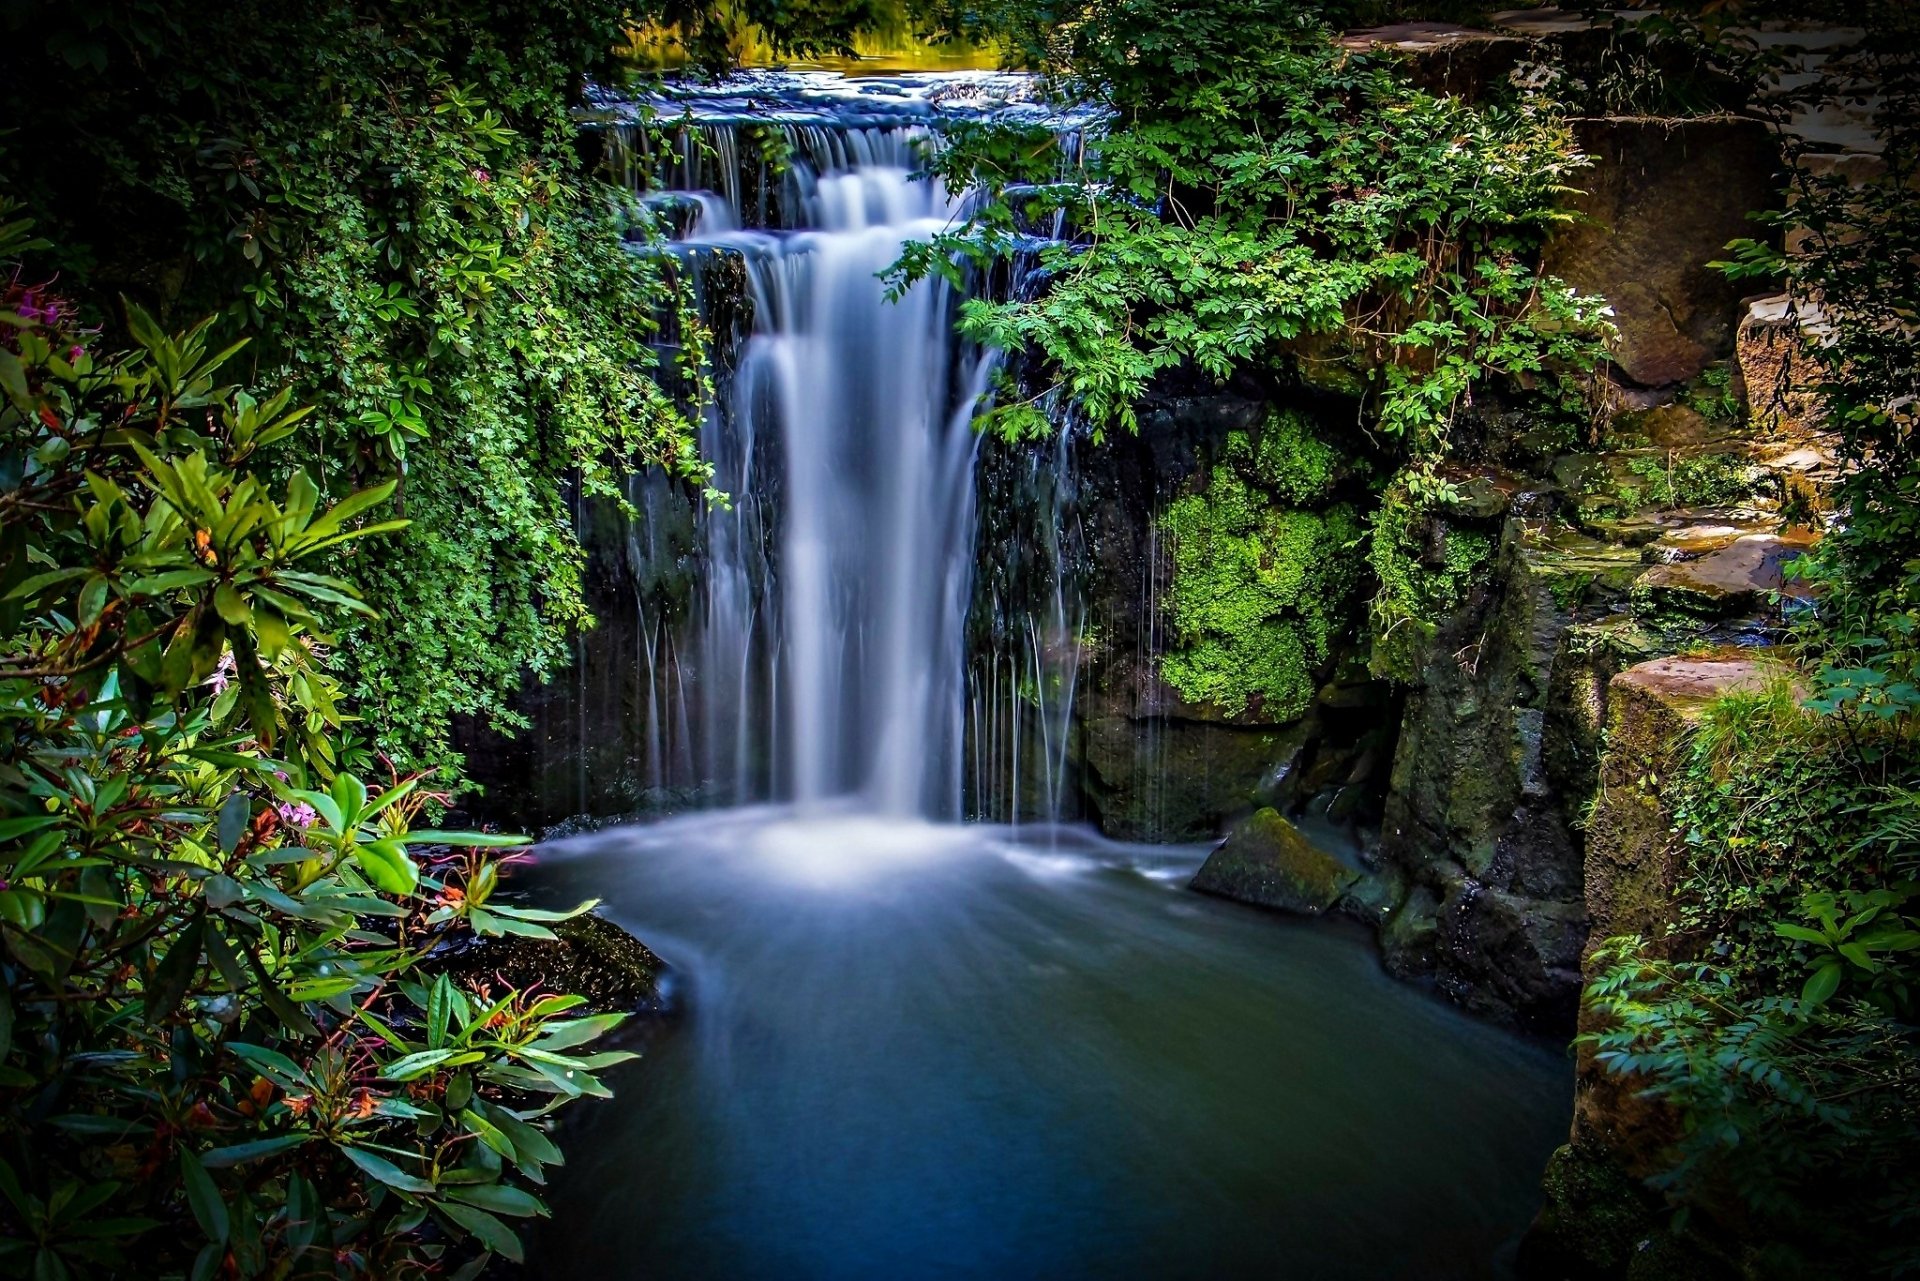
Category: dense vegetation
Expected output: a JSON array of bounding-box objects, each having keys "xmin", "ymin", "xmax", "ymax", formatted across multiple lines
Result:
[
  {"xmin": 892, "ymin": 0, "xmax": 1609, "ymax": 700},
  {"xmin": 2, "ymin": 0, "xmax": 1915, "ymax": 1275},
  {"xmin": 0, "ymin": 210, "xmax": 635, "ymax": 1277},
  {"xmin": 1580, "ymin": 11, "xmax": 1920, "ymax": 1274}
]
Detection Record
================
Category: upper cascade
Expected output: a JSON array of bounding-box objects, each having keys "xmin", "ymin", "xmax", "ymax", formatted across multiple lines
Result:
[{"xmin": 593, "ymin": 71, "xmax": 1083, "ymax": 818}]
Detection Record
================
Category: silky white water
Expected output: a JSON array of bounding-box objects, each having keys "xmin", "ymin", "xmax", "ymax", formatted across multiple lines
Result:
[{"xmin": 666, "ymin": 124, "xmax": 991, "ymax": 815}]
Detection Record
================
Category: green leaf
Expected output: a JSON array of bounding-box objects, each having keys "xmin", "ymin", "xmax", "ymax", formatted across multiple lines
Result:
[
  {"xmin": 217, "ymin": 792, "xmax": 250, "ymax": 854},
  {"xmin": 330, "ymin": 773, "xmax": 368, "ymax": 829},
  {"xmin": 178, "ymin": 1150, "xmax": 229, "ymax": 1244},
  {"xmin": 530, "ymin": 1014, "xmax": 627, "ymax": 1052},
  {"xmin": 402, "ymin": 830, "xmax": 531, "ymax": 848},
  {"xmin": 0, "ymin": 816, "xmax": 61, "ymax": 843},
  {"xmin": 447, "ymin": 1182, "xmax": 547, "ymax": 1218},
  {"xmin": 213, "ymin": 583, "xmax": 252, "ymax": 627},
  {"xmin": 225, "ymin": 1042, "xmax": 313, "ymax": 1091},
  {"xmin": 380, "ymin": 1048, "xmax": 482, "ymax": 1082},
  {"xmin": 1772, "ymin": 923, "xmax": 1830, "ymax": 946},
  {"xmin": 200, "ymin": 1135, "xmax": 309, "ymax": 1168},
  {"xmin": 144, "ymin": 915, "xmax": 205, "ymax": 1023},
  {"xmin": 436, "ymin": 1201, "xmax": 524, "ymax": 1262},
  {"xmin": 1801, "ymin": 961, "xmax": 1844, "ymax": 1008},
  {"xmin": 339, "ymin": 1146, "xmax": 434, "ymax": 1195},
  {"xmin": 353, "ymin": 839, "xmax": 419, "ymax": 896}
]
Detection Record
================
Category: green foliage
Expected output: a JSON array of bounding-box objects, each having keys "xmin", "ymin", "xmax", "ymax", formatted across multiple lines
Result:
[
  {"xmin": 0, "ymin": 216, "xmax": 627, "ymax": 1278},
  {"xmin": 893, "ymin": 0, "xmax": 1608, "ymax": 458},
  {"xmin": 1, "ymin": 1, "xmax": 720, "ymax": 779},
  {"xmin": 1624, "ymin": 452, "xmax": 1757, "ymax": 512},
  {"xmin": 1365, "ymin": 480, "xmax": 1493, "ymax": 682},
  {"xmin": 1157, "ymin": 415, "xmax": 1360, "ymax": 717},
  {"xmin": 890, "ymin": 0, "xmax": 1606, "ymax": 690},
  {"xmin": 1578, "ymin": 22, "xmax": 1920, "ymax": 1269},
  {"xmin": 1584, "ymin": 676, "xmax": 1920, "ymax": 1272}
]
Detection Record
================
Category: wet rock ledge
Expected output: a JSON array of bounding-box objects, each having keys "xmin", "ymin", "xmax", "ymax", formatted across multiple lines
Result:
[{"xmin": 438, "ymin": 911, "xmax": 675, "ymax": 1017}]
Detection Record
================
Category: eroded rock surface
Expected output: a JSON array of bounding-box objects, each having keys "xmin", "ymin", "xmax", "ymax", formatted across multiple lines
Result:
[{"xmin": 1544, "ymin": 116, "xmax": 1782, "ymax": 389}]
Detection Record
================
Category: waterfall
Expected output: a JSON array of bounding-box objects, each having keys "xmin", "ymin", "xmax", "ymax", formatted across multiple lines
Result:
[
  {"xmin": 573, "ymin": 73, "xmax": 1103, "ymax": 826},
  {"xmin": 632, "ymin": 117, "xmax": 992, "ymax": 818}
]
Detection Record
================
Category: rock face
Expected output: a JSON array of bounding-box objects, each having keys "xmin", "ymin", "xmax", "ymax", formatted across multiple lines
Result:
[
  {"xmin": 1191, "ymin": 808, "xmax": 1360, "ymax": 914},
  {"xmin": 1629, "ymin": 532, "xmax": 1812, "ymax": 619},
  {"xmin": 1520, "ymin": 654, "xmax": 1781, "ymax": 1281},
  {"xmin": 1337, "ymin": 23, "xmax": 1528, "ymax": 99},
  {"xmin": 1369, "ymin": 501, "xmax": 1642, "ymax": 1032},
  {"xmin": 1544, "ymin": 116, "xmax": 1782, "ymax": 389}
]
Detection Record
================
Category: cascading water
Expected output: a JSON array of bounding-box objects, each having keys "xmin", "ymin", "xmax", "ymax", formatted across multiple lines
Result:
[
  {"xmin": 605, "ymin": 74, "xmax": 1077, "ymax": 819},
  {"xmin": 514, "ymin": 73, "xmax": 1576, "ymax": 1281}
]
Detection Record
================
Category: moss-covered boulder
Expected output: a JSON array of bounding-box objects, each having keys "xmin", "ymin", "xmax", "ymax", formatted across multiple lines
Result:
[
  {"xmin": 1080, "ymin": 714, "xmax": 1302, "ymax": 842},
  {"xmin": 437, "ymin": 911, "xmax": 671, "ymax": 1016},
  {"xmin": 1190, "ymin": 807, "xmax": 1360, "ymax": 914}
]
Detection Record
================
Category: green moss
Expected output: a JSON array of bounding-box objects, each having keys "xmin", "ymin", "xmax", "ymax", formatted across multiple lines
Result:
[
  {"xmin": 1251, "ymin": 409, "xmax": 1342, "ymax": 505},
  {"xmin": 1156, "ymin": 413, "xmax": 1359, "ymax": 718},
  {"xmin": 1366, "ymin": 477, "xmax": 1495, "ymax": 683},
  {"xmin": 1624, "ymin": 452, "xmax": 1757, "ymax": 510},
  {"xmin": 1579, "ymin": 450, "xmax": 1760, "ymax": 523},
  {"xmin": 1681, "ymin": 362, "xmax": 1741, "ymax": 428}
]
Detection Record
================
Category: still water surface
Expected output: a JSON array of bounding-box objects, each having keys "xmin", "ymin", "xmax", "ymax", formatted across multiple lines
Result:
[{"xmin": 525, "ymin": 810, "xmax": 1571, "ymax": 1280}]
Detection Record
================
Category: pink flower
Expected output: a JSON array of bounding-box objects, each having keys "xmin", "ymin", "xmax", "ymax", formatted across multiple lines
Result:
[
  {"xmin": 205, "ymin": 650, "xmax": 237, "ymax": 695},
  {"xmin": 275, "ymin": 801, "xmax": 318, "ymax": 829},
  {"xmin": 471, "ymin": 168, "xmax": 491, "ymax": 183}
]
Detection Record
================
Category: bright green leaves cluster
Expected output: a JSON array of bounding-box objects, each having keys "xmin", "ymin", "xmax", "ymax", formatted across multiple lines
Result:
[
  {"xmin": 0, "ymin": 290, "xmax": 397, "ymax": 765},
  {"xmin": 1158, "ymin": 415, "xmax": 1360, "ymax": 718},
  {"xmin": 0, "ymin": 221, "xmax": 627, "ymax": 1280},
  {"xmin": 902, "ymin": 2, "xmax": 1609, "ymax": 459}
]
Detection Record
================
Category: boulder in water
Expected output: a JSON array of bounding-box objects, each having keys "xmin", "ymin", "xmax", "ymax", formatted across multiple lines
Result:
[
  {"xmin": 437, "ymin": 911, "xmax": 672, "ymax": 1016},
  {"xmin": 1190, "ymin": 808, "xmax": 1360, "ymax": 915}
]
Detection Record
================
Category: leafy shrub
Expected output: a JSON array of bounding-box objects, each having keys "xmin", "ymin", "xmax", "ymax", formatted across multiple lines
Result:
[{"xmin": 0, "ymin": 211, "xmax": 627, "ymax": 1280}]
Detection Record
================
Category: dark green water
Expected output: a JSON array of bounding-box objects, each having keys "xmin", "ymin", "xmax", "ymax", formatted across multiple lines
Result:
[{"xmin": 525, "ymin": 809, "xmax": 1572, "ymax": 1280}]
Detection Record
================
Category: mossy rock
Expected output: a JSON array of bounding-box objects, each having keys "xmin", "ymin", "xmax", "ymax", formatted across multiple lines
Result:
[
  {"xmin": 437, "ymin": 911, "xmax": 670, "ymax": 1015},
  {"xmin": 1519, "ymin": 1143, "xmax": 1742, "ymax": 1281},
  {"xmin": 1190, "ymin": 807, "xmax": 1360, "ymax": 914},
  {"xmin": 1628, "ymin": 534, "xmax": 1812, "ymax": 622}
]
